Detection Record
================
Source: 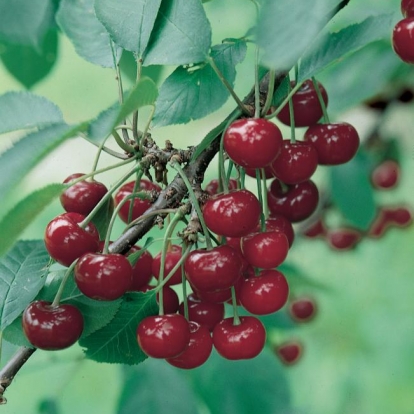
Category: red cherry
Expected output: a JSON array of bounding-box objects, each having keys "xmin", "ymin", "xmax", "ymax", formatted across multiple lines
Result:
[
  {"xmin": 22, "ymin": 301, "xmax": 84, "ymax": 350},
  {"xmin": 137, "ymin": 314, "xmax": 190, "ymax": 359},
  {"xmin": 402, "ymin": 0, "xmax": 414, "ymax": 17},
  {"xmin": 275, "ymin": 341, "xmax": 302, "ymax": 365},
  {"xmin": 204, "ymin": 178, "xmax": 238, "ymax": 195},
  {"xmin": 393, "ymin": 18, "xmax": 414, "ymax": 63},
  {"xmin": 368, "ymin": 206, "xmax": 412, "ymax": 238},
  {"xmin": 74, "ymin": 253, "xmax": 132, "ymax": 300},
  {"xmin": 304, "ymin": 123, "xmax": 359, "ymax": 165},
  {"xmin": 213, "ymin": 316, "xmax": 266, "ymax": 360},
  {"xmin": 184, "ymin": 245, "xmax": 242, "ymax": 292},
  {"xmin": 127, "ymin": 246, "xmax": 154, "ymax": 291},
  {"xmin": 192, "ymin": 287, "xmax": 233, "ymax": 304},
  {"xmin": 114, "ymin": 179, "xmax": 161, "ymax": 223},
  {"xmin": 44, "ymin": 212, "xmax": 100, "ymax": 267},
  {"xmin": 371, "ymin": 160, "xmax": 400, "ymax": 190},
  {"xmin": 203, "ymin": 189, "xmax": 261, "ymax": 237},
  {"xmin": 244, "ymin": 165, "xmax": 275, "ymax": 179},
  {"xmin": 223, "ymin": 118, "xmax": 283, "ymax": 168},
  {"xmin": 270, "ymin": 140, "xmax": 318, "ymax": 184},
  {"xmin": 387, "ymin": 206, "xmax": 412, "ymax": 227},
  {"xmin": 265, "ymin": 216, "xmax": 295, "ymax": 247},
  {"xmin": 239, "ymin": 270, "xmax": 289, "ymax": 315},
  {"xmin": 159, "ymin": 286, "xmax": 179, "ymax": 314},
  {"xmin": 241, "ymin": 231, "xmax": 289, "ymax": 269},
  {"xmin": 289, "ymin": 297, "xmax": 317, "ymax": 322},
  {"xmin": 166, "ymin": 322, "xmax": 213, "ymax": 369},
  {"xmin": 326, "ymin": 228, "xmax": 361, "ymax": 251},
  {"xmin": 268, "ymin": 179, "xmax": 319, "ymax": 223},
  {"xmin": 152, "ymin": 245, "xmax": 183, "ymax": 286},
  {"xmin": 178, "ymin": 293, "xmax": 224, "ymax": 332},
  {"xmin": 60, "ymin": 173, "xmax": 108, "ymax": 215},
  {"xmin": 303, "ymin": 218, "xmax": 327, "ymax": 238},
  {"xmin": 277, "ymin": 80, "xmax": 328, "ymax": 127}
]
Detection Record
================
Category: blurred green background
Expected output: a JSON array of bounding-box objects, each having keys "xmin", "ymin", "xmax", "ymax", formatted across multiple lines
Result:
[{"xmin": 1, "ymin": 0, "xmax": 414, "ymax": 413}]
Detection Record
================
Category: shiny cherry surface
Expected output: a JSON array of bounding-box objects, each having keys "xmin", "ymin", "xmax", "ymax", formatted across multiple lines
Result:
[
  {"xmin": 223, "ymin": 118, "xmax": 283, "ymax": 168},
  {"xmin": 44, "ymin": 212, "xmax": 100, "ymax": 267},
  {"xmin": 289, "ymin": 297, "xmax": 317, "ymax": 322},
  {"xmin": 158, "ymin": 286, "xmax": 179, "ymax": 314},
  {"xmin": 204, "ymin": 178, "xmax": 238, "ymax": 195},
  {"xmin": 152, "ymin": 245, "xmax": 183, "ymax": 286},
  {"xmin": 393, "ymin": 18, "xmax": 414, "ymax": 63},
  {"xmin": 371, "ymin": 160, "xmax": 400, "ymax": 190},
  {"xmin": 192, "ymin": 287, "xmax": 232, "ymax": 304},
  {"xmin": 22, "ymin": 301, "xmax": 84, "ymax": 350},
  {"xmin": 127, "ymin": 246, "xmax": 154, "ymax": 291},
  {"xmin": 402, "ymin": 0, "xmax": 414, "ymax": 17},
  {"xmin": 265, "ymin": 216, "xmax": 295, "ymax": 247}
]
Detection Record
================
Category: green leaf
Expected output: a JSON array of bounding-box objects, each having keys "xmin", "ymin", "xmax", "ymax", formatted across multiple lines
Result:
[
  {"xmin": 153, "ymin": 40, "xmax": 247, "ymax": 126},
  {"xmin": 94, "ymin": 0, "xmax": 162, "ymax": 56},
  {"xmin": 2, "ymin": 315, "xmax": 32, "ymax": 347},
  {"xmin": 0, "ymin": 122, "xmax": 87, "ymax": 199},
  {"xmin": 90, "ymin": 198, "xmax": 114, "ymax": 240},
  {"xmin": 38, "ymin": 270, "xmax": 122, "ymax": 338},
  {"xmin": 0, "ymin": 30, "xmax": 58, "ymax": 89},
  {"xmin": 119, "ymin": 51, "xmax": 164, "ymax": 84},
  {"xmin": 256, "ymin": 0, "xmax": 343, "ymax": 70},
  {"xmin": 0, "ymin": 0, "xmax": 54, "ymax": 48},
  {"xmin": 0, "ymin": 91, "xmax": 63, "ymax": 134},
  {"xmin": 118, "ymin": 359, "xmax": 200, "ymax": 414},
  {"xmin": 329, "ymin": 151, "xmax": 376, "ymax": 231},
  {"xmin": 79, "ymin": 291, "xmax": 158, "ymax": 364},
  {"xmin": 143, "ymin": 0, "xmax": 212, "ymax": 66},
  {"xmin": 56, "ymin": 0, "xmax": 119, "ymax": 68},
  {"xmin": 299, "ymin": 14, "xmax": 395, "ymax": 81},
  {"xmin": 189, "ymin": 349, "xmax": 291, "ymax": 414},
  {"xmin": 272, "ymin": 76, "xmax": 289, "ymax": 107},
  {"xmin": 0, "ymin": 184, "xmax": 66, "ymax": 257},
  {"xmin": 0, "ymin": 240, "xmax": 49, "ymax": 330}
]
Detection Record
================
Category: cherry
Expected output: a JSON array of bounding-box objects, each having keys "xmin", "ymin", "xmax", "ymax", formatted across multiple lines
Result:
[
  {"xmin": 223, "ymin": 118, "xmax": 283, "ymax": 168},
  {"xmin": 159, "ymin": 286, "xmax": 179, "ymax": 314},
  {"xmin": 191, "ymin": 286, "xmax": 233, "ymax": 304},
  {"xmin": 203, "ymin": 189, "xmax": 261, "ymax": 237},
  {"xmin": 74, "ymin": 253, "xmax": 132, "ymax": 300},
  {"xmin": 270, "ymin": 140, "xmax": 318, "ymax": 185},
  {"xmin": 178, "ymin": 293, "xmax": 225, "ymax": 332},
  {"xmin": 114, "ymin": 179, "xmax": 161, "ymax": 223},
  {"xmin": 402, "ymin": 0, "xmax": 414, "ymax": 17},
  {"xmin": 326, "ymin": 228, "xmax": 361, "ymax": 251},
  {"xmin": 241, "ymin": 231, "xmax": 289, "ymax": 269},
  {"xmin": 275, "ymin": 341, "xmax": 302, "ymax": 365},
  {"xmin": 22, "ymin": 301, "xmax": 84, "ymax": 350},
  {"xmin": 245, "ymin": 165, "xmax": 275, "ymax": 179},
  {"xmin": 44, "ymin": 212, "xmax": 100, "ymax": 267},
  {"xmin": 304, "ymin": 122, "xmax": 359, "ymax": 165},
  {"xmin": 204, "ymin": 178, "xmax": 238, "ymax": 195},
  {"xmin": 137, "ymin": 314, "xmax": 190, "ymax": 359},
  {"xmin": 184, "ymin": 245, "xmax": 242, "ymax": 292},
  {"xmin": 371, "ymin": 160, "xmax": 400, "ymax": 190},
  {"xmin": 303, "ymin": 218, "xmax": 327, "ymax": 238},
  {"xmin": 60, "ymin": 173, "xmax": 108, "ymax": 215},
  {"xmin": 152, "ymin": 245, "xmax": 183, "ymax": 286},
  {"xmin": 277, "ymin": 80, "xmax": 328, "ymax": 127},
  {"xmin": 265, "ymin": 215, "xmax": 295, "ymax": 247},
  {"xmin": 389, "ymin": 206, "xmax": 412, "ymax": 226},
  {"xmin": 127, "ymin": 246, "xmax": 154, "ymax": 291},
  {"xmin": 166, "ymin": 322, "xmax": 213, "ymax": 369},
  {"xmin": 289, "ymin": 297, "xmax": 317, "ymax": 322},
  {"xmin": 393, "ymin": 18, "xmax": 414, "ymax": 63},
  {"xmin": 368, "ymin": 206, "xmax": 412, "ymax": 238},
  {"xmin": 213, "ymin": 316, "xmax": 266, "ymax": 360},
  {"xmin": 239, "ymin": 269, "xmax": 289, "ymax": 315},
  {"xmin": 268, "ymin": 179, "xmax": 319, "ymax": 223}
]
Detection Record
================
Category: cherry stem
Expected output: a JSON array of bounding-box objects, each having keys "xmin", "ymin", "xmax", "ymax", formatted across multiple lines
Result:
[
  {"xmin": 112, "ymin": 130, "xmax": 135, "ymax": 153},
  {"xmin": 255, "ymin": 169, "xmax": 266, "ymax": 232},
  {"xmin": 225, "ymin": 160, "xmax": 234, "ymax": 187},
  {"xmin": 261, "ymin": 168, "xmax": 269, "ymax": 219},
  {"xmin": 254, "ymin": 46, "xmax": 261, "ymax": 118},
  {"xmin": 170, "ymin": 161, "xmax": 213, "ymax": 250},
  {"xmin": 90, "ymin": 133, "xmax": 114, "ymax": 178},
  {"xmin": 312, "ymin": 76, "xmax": 330, "ymax": 123},
  {"xmin": 132, "ymin": 57, "xmax": 143, "ymax": 144},
  {"xmin": 139, "ymin": 105, "xmax": 156, "ymax": 153},
  {"xmin": 240, "ymin": 167, "xmax": 246, "ymax": 189},
  {"xmin": 51, "ymin": 261, "xmax": 77, "ymax": 307},
  {"xmin": 181, "ymin": 259, "xmax": 189, "ymax": 320},
  {"xmin": 288, "ymin": 75, "xmax": 296, "ymax": 144},
  {"xmin": 127, "ymin": 170, "xmax": 145, "ymax": 224},
  {"xmin": 230, "ymin": 286, "xmax": 241, "ymax": 326},
  {"xmin": 123, "ymin": 208, "xmax": 177, "ymax": 231},
  {"xmin": 261, "ymin": 69, "xmax": 276, "ymax": 117},
  {"xmin": 265, "ymin": 81, "xmax": 302, "ymax": 119}
]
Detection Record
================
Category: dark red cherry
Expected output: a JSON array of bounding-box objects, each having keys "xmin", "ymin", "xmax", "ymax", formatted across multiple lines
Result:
[
  {"xmin": 371, "ymin": 160, "xmax": 400, "ymax": 190},
  {"xmin": 137, "ymin": 314, "xmax": 190, "ymax": 359},
  {"xmin": 22, "ymin": 301, "xmax": 84, "ymax": 350},
  {"xmin": 44, "ymin": 212, "xmax": 100, "ymax": 267},
  {"xmin": 74, "ymin": 253, "xmax": 132, "ymax": 300},
  {"xmin": 241, "ymin": 231, "xmax": 289, "ymax": 269},
  {"xmin": 393, "ymin": 18, "xmax": 414, "ymax": 63},
  {"xmin": 268, "ymin": 179, "xmax": 319, "ymax": 223},
  {"xmin": 60, "ymin": 173, "xmax": 108, "ymax": 215},
  {"xmin": 203, "ymin": 189, "xmax": 261, "ymax": 237},
  {"xmin": 326, "ymin": 228, "xmax": 361, "ymax": 251},
  {"xmin": 166, "ymin": 322, "xmax": 213, "ymax": 369},
  {"xmin": 245, "ymin": 165, "xmax": 275, "ymax": 179},
  {"xmin": 213, "ymin": 316, "xmax": 266, "ymax": 360},
  {"xmin": 402, "ymin": 0, "xmax": 414, "ymax": 17},
  {"xmin": 158, "ymin": 286, "xmax": 179, "ymax": 314},
  {"xmin": 289, "ymin": 297, "xmax": 317, "ymax": 322},
  {"xmin": 184, "ymin": 245, "xmax": 242, "ymax": 292},
  {"xmin": 223, "ymin": 118, "xmax": 283, "ymax": 168},
  {"xmin": 277, "ymin": 80, "xmax": 328, "ymax": 127},
  {"xmin": 179, "ymin": 293, "xmax": 224, "ymax": 332},
  {"xmin": 275, "ymin": 341, "xmax": 302, "ymax": 365},
  {"xmin": 192, "ymin": 287, "xmax": 233, "ymax": 304},
  {"xmin": 265, "ymin": 215, "xmax": 295, "ymax": 247},
  {"xmin": 239, "ymin": 270, "xmax": 289, "ymax": 315},
  {"xmin": 270, "ymin": 140, "xmax": 318, "ymax": 184},
  {"xmin": 387, "ymin": 206, "xmax": 412, "ymax": 227},
  {"xmin": 204, "ymin": 178, "xmax": 238, "ymax": 195},
  {"xmin": 304, "ymin": 122, "xmax": 359, "ymax": 165},
  {"xmin": 303, "ymin": 218, "xmax": 327, "ymax": 238},
  {"xmin": 127, "ymin": 246, "xmax": 154, "ymax": 291},
  {"xmin": 114, "ymin": 179, "xmax": 161, "ymax": 223},
  {"xmin": 152, "ymin": 245, "xmax": 183, "ymax": 286}
]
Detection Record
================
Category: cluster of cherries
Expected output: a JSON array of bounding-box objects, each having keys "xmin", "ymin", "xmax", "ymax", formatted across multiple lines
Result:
[{"xmin": 392, "ymin": 0, "xmax": 414, "ymax": 64}]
